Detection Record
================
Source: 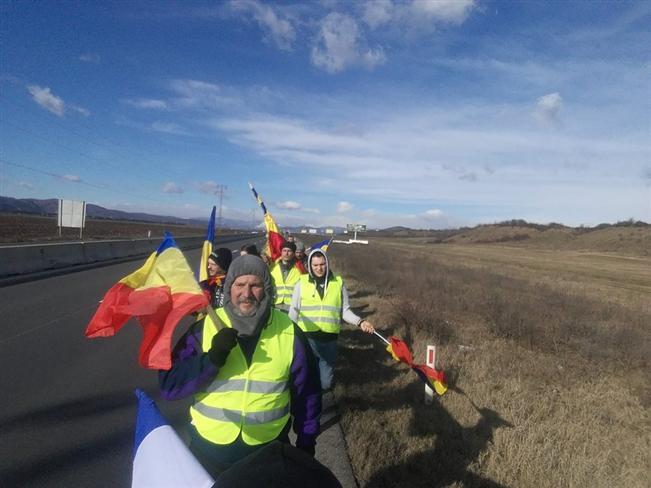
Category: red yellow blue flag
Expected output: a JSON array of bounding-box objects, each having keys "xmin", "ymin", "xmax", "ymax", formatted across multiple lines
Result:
[
  {"xmin": 387, "ymin": 336, "xmax": 448, "ymax": 395},
  {"xmin": 85, "ymin": 233, "xmax": 209, "ymax": 370},
  {"xmin": 309, "ymin": 237, "xmax": 333, "ymax": 253},
  {"xmin": 249, "ymin": 182, "xmax": 284, "ymax": 261},
  {"xmin": 199, "ymin": 206, "xmax": 216, "ymax": 284}
]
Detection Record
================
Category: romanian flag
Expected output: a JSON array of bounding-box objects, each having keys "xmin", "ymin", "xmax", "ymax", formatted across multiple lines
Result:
[
  {"xmin": 249, "ymin": 182, "xmax": 285, "ymax": 261},
  {"xmin": 309, "ymin": 237, "xmax": 333, "ymax": 253},
  {"xmin": 387, "ymin": 336, "xmax": 448, "ymax": 395},
  {"xmin": 132, "ymin": 389, "xmax": 214, "ymax": 488},
  {"xmin": 199, "ymin": 206, "xmax": 216, "ymax": 285},
  {"xmin": 85, "ymin": 233, "xmax": 209, "ymax": 370}
]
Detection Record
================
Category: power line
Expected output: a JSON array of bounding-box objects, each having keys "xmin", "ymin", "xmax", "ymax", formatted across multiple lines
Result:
[
  {"xmin": 3, "ymin": 120, "xmax": 128, "ymax": 174},
  {"xmin": 0, "ymin": 156, "xmax": 173, "ymax": 204},
  {"xmin": 0, "ymin": 97, "xmax": 197, "ymax": 181}
]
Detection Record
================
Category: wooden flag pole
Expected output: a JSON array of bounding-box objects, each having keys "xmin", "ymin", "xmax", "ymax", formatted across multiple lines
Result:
[{"xmin": 205, "ymin": 306, "xmax": 225, "ymax": 331}]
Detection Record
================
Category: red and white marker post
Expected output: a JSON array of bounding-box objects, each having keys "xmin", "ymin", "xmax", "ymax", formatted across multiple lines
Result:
[{"xmin": 424, "ymin": 344, "xmax": 436, "ymax": 404}]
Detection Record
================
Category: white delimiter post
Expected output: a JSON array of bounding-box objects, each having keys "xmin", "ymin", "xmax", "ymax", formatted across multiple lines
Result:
[{"xmin": 424, "ymin": 345, "xmax": 436, "ymax": 404}]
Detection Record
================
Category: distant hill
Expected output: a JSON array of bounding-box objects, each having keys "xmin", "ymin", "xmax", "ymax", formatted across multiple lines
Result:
[
  {"xmin": 371, "ymin": 219, "xmax": 650, "ymax": 256},
  {"xmin": 0, "ymin": 196, "xmax": 252, "ymax": 229}
]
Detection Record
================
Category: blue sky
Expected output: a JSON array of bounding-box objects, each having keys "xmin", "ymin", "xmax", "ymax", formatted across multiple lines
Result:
[{"xmin": 1, "ymin": 1, "xmax": 649, "ymax": 229}]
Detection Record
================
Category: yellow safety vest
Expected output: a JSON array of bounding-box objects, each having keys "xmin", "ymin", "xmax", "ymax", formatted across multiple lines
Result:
[
  {"xmin": 296, "ymin": 274, "xmax": 343, "ymax": 334},
  {"xmin": 270, "ymin": 261, "xmax": 302, "ymax": 311},
  {"xmin": 190, "ymin": 308, "xmax": 294, "ymax": 446}
]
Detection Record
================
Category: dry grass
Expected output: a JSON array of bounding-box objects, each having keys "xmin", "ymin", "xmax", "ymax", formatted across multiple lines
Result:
[
  {"xmin": 328, "ymin": 239, "xmax": 650, "ymax": 487},
  {"xmin": 0, "ymin": 213, "xmax": 214, "ymax": 243}
]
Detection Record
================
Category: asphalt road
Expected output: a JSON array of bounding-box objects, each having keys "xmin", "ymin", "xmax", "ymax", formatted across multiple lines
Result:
[{"xmin": 0, "ymin": 236, "xmax": 266, "ymax": 487}]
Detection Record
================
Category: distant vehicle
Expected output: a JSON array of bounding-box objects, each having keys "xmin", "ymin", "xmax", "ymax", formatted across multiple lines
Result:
[
  {"xmin": 325, "ymin": 228, "xmax": 334, "ymax": 234},
  {"xmin": 308, "ymin": 229, "xmax": 317, "ymax": 234},
  {"xmin": 300, "ymin": 229, "xmax": 308, "ymax": 234}
]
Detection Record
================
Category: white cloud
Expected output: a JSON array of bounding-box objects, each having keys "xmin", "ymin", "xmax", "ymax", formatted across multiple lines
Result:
[
  {"xmin": 534, "ymin": 92, "xmax": 563, "ymax": 125},
  {"xmin": 277, "ymin": 200, "xmax": 302, "ymax": 210},
  {"xmin": 169, "ymin": 79, "xmax": 236, "ymax": 109},
  {"xmin": 337, "ymin": 201, "xmax": 353, "ymax": 213},
  {"xmin": 303, "ymin": 207, "xmax": 321, "ymax": 214},
  {"xmin": 27, "ymin": 85, "xmax": 65, "ymax": 116},
  {"xmin": 61, "ymin": 174, "xmax": 81, "ymax": 182},
  {"xmin": 125, "ymin": 98, "xmax": 169, "ymax": 110},
  {"xmin": 19, "ymin": 181, "xmax": 35, "ymax": 189},
  {"xmin": 362, "ymin": 0, "xmax": 394, "ymax": 28},
  {"xmin": 71, "ymin": 105, "xmax": 90, "ymax": 117},
  {"xmin": 410, "ymin": 0, "xmax": 476, "ymax": 24},
  {"xmin": 311, "ymin": 13, "xmax": 385, "ymax": 73},
  {"xmin": 151, "ymin": 121, "xmax": 188, "ymax": 135},
  {"xmin": 424, "ymin": 208, "xmax": 443, "ymax": 218},
  {"xmin": 229, "ymin": 0, "xmax": 295, "ymax": 50},
  {"xmin": 79, "ymin": 53, "xmax": 100, "ymax": 63},
  {"xmin": 162, "ymin": 181, "xmax": 184, "ymax": 194}
]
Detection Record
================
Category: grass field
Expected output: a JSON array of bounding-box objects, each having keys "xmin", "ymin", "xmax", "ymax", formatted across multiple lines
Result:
[
  {"xmin": 328, "ymin": 238, "xmax": 650, "ymax": 487},
  {"xmin": 0, "ymin": 213, "xmax": 210, "ymax": 243}
]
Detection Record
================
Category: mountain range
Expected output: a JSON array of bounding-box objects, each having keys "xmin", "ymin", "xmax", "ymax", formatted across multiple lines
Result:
[
  {"xmin": 0, "ymin": 196, "xmax": 254, "ymax": 229},
  {"xmin": 0, "ymin": 196, "xmax": 346, "ymax": 232}
]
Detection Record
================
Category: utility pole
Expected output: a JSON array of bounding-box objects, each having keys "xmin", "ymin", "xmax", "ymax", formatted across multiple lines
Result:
[{"xmin": 215, "ymin": 184, "xmax": 227, "ymax": 232}]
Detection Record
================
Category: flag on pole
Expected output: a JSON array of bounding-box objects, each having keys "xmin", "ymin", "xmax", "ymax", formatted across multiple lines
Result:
[
  {"xmin": 387, "ymin": 336, "xmax": 448, "ymax": 395},
  {"xmin": 85, "ymin": 233, "xmax": 209, "ymax": 370},
  {"xmin": 308, "ymin": 237, "xmax": 333, "ymax": 253},
  {"xmin": 132, "ymin": 389, "xmax": 214, "ymax": 488},
  {"xmin": 248, "ymin": 182, "xmax": 285, "ymax": 261},
  {"xmin": 199, "ymin": 206, "xmax": 216, "ymax": 285}
]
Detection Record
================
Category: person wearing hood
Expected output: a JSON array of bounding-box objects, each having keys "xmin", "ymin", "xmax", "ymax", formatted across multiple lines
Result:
[
  {"xmin": 159, "ymin": 254, "xmax": 322, "ymax": 477},
  {"xmin": 269, "ymin": 240, "xmax": 305, "ymax": 312},
  {"xmin": 203, "ymin": 248, "xmax": 233, "ymax": 308},
  {"xmin": 289, "ymin": 249, "xmax": 375, "ymax": 391}
]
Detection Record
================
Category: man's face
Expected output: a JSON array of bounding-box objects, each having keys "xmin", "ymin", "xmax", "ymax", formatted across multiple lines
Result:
[
  {"xmin": 281, "ymin": 247, "xmax": 294, "ymax": 263},
  {"xmin": 207, "ymin": 258, "xmax": 222, "ymax": 277},
  {"xmin": 295, "ymin": 250, "xmax": 305, "ymax": 260},
  {"xmin": 231, "ymin": 274, "xmax": 265, "ymax": 316},
  {"xmin": 311, "ymin": 255, "xmax": 327, "ymax": 278}
]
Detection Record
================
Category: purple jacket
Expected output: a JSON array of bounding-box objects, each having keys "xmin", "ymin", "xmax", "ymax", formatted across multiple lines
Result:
[{"xmin": 158, "ymin": 318, "xmax": 322, "ymax": 447}]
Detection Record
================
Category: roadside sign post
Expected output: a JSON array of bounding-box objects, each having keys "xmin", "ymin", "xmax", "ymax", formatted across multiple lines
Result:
[
  {"xmin": 424, "ymin": 345, "xmax": 436, "ymax": 404},
  {"xmin": 346, "ymin": 223, "xmax": 368, "ymax": 244},
  {"xmin": 57, "ymin": 199, "xmax": 87, "ymax": 240}
]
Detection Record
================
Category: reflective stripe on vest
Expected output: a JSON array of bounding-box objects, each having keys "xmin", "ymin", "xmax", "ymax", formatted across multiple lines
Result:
[
  {"xmin": 270, "ymin": 262, "xmax": 302, "ymax": 307},
  {"xmin": 190, "ymin": 308, "xmax": 294, "ymax": 446},
  {"xmin": 297, "ymin": 274, "xmax": 343, "ymax": 334}
]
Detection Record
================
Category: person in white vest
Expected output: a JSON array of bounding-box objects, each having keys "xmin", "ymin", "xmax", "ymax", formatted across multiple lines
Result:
[{"xmin": 289, "ymin": 249, "xmax": 375, "ymax": 390}]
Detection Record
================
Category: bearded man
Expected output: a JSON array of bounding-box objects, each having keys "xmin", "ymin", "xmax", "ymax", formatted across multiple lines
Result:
[{"xmin": 159, "ymin": 254, "xmax": 322, "ymax": 477}]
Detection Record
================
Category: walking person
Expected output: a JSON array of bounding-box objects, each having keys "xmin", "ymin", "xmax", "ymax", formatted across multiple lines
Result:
[
  {"xmin": 159, "ymin": 254, "xmax": 322, "ymax": 477},
  {"xmin": 203, "ymin": 248, "xmax": 233, "ymax": 308},
  {"xmin": 269, "ymin": 241, "xmax": 305, "ymax": 312},
  {"xmin": 289, "ymin": 249, "xmax": 375, "ymax": 390}
]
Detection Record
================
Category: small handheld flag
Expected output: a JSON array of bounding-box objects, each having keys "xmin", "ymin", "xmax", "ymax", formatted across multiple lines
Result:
[
  {"xmin": 132, "ymin": 389, "xmax": 214, "ymax": 488},
  {"xmin": 248, "ymin": 182, "xmax": 285, "ymax": 261},
  {"xmin": 199, "ymin": 206, "xmax": 216, "ymax": 285},
  {"xmin": 308, "ymin": 237, "xmax": 334, "ymax": 253},
  {"xmin": 375, "ymin": 331, "xmax": 448, "ymax": 395},
  {"xmin": 85, "ymin": 233, "xmax": 209, "ymax": 370}
]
